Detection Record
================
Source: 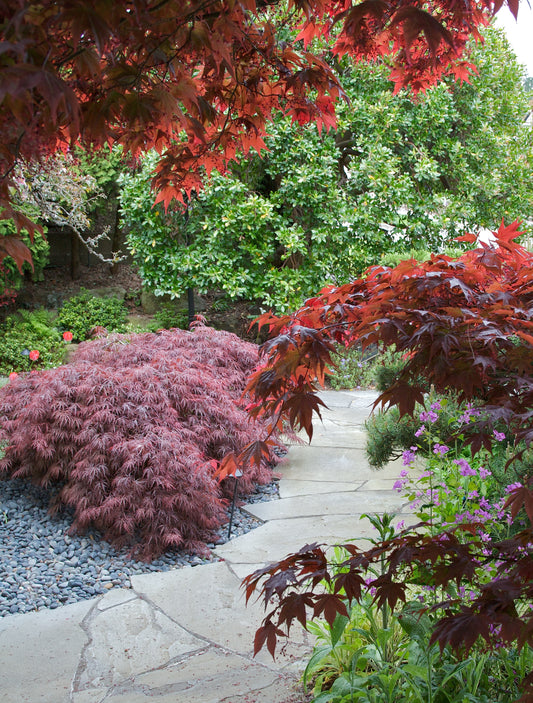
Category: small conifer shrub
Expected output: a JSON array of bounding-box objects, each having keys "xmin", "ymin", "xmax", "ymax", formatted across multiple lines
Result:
[{"xmin": 0, "ymin": 324, "xmax": 277, "ymax": 559}]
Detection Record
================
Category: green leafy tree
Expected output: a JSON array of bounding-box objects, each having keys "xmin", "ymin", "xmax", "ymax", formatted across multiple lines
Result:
[
  {"xmin": 336, "ymin": 24, "xmax": 533, "ymax": 258},
  {"xmin": 120, "ymin": 126, "xmax": 359, "ymax": 311},
  {"xmin": 120, "ymin": 24, "xmax": 533, "ymax": 312}
]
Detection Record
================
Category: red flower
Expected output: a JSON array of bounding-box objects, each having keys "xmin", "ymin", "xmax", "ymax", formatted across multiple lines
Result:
[
  {"xmin": 8, "ymin": 372, "xmax": 18, "ymax": 380},
  {"xmin": 29, "ymin": 350, "xmax": 40, "ymax": 361},
  {"xmin": 63, "ymin": 331, "xmax": 73, "ymax": 342}
]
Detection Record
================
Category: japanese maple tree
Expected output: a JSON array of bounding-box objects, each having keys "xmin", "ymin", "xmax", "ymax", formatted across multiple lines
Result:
[
  {"xmin": 0, "ymin": 0, "xmax": 511, "ymax": 272},
  {"xmin": 236, "ymin": 222, "xmax": 533, "ymax": 699},
  {"xmin": 0, "ymin": 323, "xmax": 280, "ymax": 559}
]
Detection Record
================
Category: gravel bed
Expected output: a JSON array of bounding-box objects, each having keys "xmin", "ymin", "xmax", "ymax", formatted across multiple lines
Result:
[{"xmin": 0, "ymin": 476, "xmax": 280, "ymax": 618}]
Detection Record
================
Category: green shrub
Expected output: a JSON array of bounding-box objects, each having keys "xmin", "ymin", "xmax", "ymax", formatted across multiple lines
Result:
[
  {"xmin": 0, "ymin": 310, "xmax": 64, "ymax": 374},
  {"xmin": 330, "ymin": 344, "xmax": 419, "ymax": 392},
  {"xmin": 154, "ymin": 302, "xmax": 189, "ymax": 330},
  {"xmin": 329, "ymin": 345, "xmax": 378, "ymax": 390},
  {"xmin": 57, "ymin": 289, "xmax": 128, "ymax": 341},
  {"xmin": 365, "ymin": 406, "xmax": 420, "ymax": 468}
]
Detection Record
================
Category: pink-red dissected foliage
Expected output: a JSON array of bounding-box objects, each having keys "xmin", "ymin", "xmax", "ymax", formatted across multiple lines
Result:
[{"xmin": 0, "ymin": 324, "xmax": 277, "ymax": 560}]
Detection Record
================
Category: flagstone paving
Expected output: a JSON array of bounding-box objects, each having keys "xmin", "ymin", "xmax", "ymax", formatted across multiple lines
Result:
[{"xmin": 0, "ymin": 389, "xmax": 416, "ymax": 703}]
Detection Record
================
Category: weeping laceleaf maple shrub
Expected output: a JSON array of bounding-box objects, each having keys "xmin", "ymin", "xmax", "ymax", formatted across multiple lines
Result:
[
  {"xmin": 239, "ymin": 221, "xmax": 533, "ymax": 700},
  {"xmin": 0, "ymin": 323, "xmax": 279, "ymax": 560}
]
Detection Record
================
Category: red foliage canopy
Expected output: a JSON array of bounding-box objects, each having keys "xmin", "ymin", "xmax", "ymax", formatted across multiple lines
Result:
[
  {"xmin": 0, "ymin": 0, "xmax": 512, "ymax": 269},
  {"xmin": 240, "ymin": 222, "xmax": 533, "ymax": 695},
  {"xmin": 247, "ymin": 220, "xmax": 533, "ymax": 457}
]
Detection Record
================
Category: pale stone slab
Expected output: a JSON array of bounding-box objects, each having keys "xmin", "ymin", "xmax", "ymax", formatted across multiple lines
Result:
[
  {"xmin": 132, "ymin": 561, "xmax": 277, "ymax": 657},
  {"xmin": 279, "ymin": 479, "xmax": 363, "ymax": 498},
  {"xmin": 279, "ymin": 445, "xmax": 398, "ymax": 482},
  {"xmin": 214, "ymin": 514, "xmax": 405, "ymax": 565},
  {"xmin": 315, "ymin": 390, "xmax": 360, "ymax": 408},
  {"xmin": 306, "ymin": 426, "xmax": 368, "ymax": 448},
  {"xmin": 103, "ymin": 648, "xmax": 298, "ymax": 703},
  {"xmin": 227, "ymin": 562, "xmax": 266, "ymax": 580},
  {"xmin": 72, "ymin": 688, "xmax": 109, "ymax": 703},
  {"xmin": 96, "ymin": 587, "xmax": 137, "ymax": 611},
  {"xmin": 317, "ymin": 389, "xmax": 378, "ymax": 408},
  {"xmin": 244, "ymin": 491, "xmax": 407, "ymax": 521},
  {"xmin": 360, "ymin": 477, "xmax": 404, "ymax": 490},
  {"xmin": 79, "ymin": 598, "xmax": 205, "ymax": 688},
  {"xmin": 0, "ymin": 599, "xmax": 94, "ymax": 703},
  {"xmin": 318, "ymin": 405, "xmax": 376, "ymax": 426}
]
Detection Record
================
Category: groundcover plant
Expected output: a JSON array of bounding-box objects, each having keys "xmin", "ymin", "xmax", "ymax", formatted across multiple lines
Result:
[{"xmin": 0, "ymin": 322, "xmax": 280, "ymax": 560}]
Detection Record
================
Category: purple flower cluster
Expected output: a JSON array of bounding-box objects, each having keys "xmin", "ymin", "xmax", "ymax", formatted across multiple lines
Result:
[
  {"xmin": 402, "ymin": 446, "xmax": 418, "ymax": 466},
  {"xmin": 453, "ymin": 458, "xmax": 476, "ymax": 476},
  {"xmin": 457, "ymin": 403, "xmax": 481, "ymax": 426},
  {"xmin": 393, "ymin": 468, "xmax": 410, "ymax": 492},
  {"xmin": 420, "ymin": 410, "xmax": 438, "ymax": 424},
  {"xmin": 505, "ymin": 482, "xmax": 523, "ymax": 494}
]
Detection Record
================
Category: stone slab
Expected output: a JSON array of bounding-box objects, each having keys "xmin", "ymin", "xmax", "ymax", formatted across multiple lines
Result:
[
  {"xmin": 279, "ymin": 479, "xmax": 364, "ymax": 498},
  {"xmin": 214, "ymin": 514, "xmax": 408, "ymax": 565},
  {"xmin": 78, "ymin": 597, "xmax": 205, "ymax": 689},
  {"xmin": 131, "ymin": 561, "xmax": 306, "ymax": 659},
  {"xmin": 304, "ymin": 426, "xmax": 368, "ymax": 449},
  {"xmin": 360, "ymin": 477, "xmax": 405, "ymax": 490},
  {"xmin": 0, "ymin": 599, "xmax": 94, "ymax": 703},
  {"xmin": 96, "ymin": 648, "xmax": 301, "ymax": 703},
  {"xmin": 72, "ymin": 688, "xmax": 109, "ymax": 703},
  {"xmin": 316, "ymin": 389, "xmax": 378, "ymax": 408},
  {"xmin": 279, "ymin": 446, "xmax": 406, "ymax": 482},
  {"xmin": 244, "ymin": 491, "xmax": 407, "ymax": 521},
  {"xmin": 317, "ymin": 405, "xmax": 376, "ymax": 427}
]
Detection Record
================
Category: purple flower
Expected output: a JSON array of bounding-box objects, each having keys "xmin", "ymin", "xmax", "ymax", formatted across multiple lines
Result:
[
  {"xmin": 479, "ymin": 467, "xmax": 492, "ymax": 479},
  {"xmin": 393, "ymin": 478, "xmax": 408, "ymax": 492},
  {"xmin": 493, "ymin": 430, "xmax": 506, "ymax": 442},
  {"xmin": 396, "ymin": 520, "xmax": 405, "ymax": 531},
  {"xmin": 505, "ymin": 482, "xmax": 522, "ymax": 494},
  {"xmin": 467, "ymin": 490, "xmax": 479, "ymax": 499},
  {"xmin": 454, "ymin": 458, "xmax": 476, "ymax": 476},
  {"xmin": 420, "ymin": 410, "xmax": 438, "ymax": 424},
  {"xmin": 415, "ymin": 425, "xmax": 426, "ymax": 437},
  {"xmin": 433, "ymin": 443, "xmax": 449, "ymax": 456},
  {"xmin": 402, "ymin": 448, "xmax": 417, "ymax": 466}
]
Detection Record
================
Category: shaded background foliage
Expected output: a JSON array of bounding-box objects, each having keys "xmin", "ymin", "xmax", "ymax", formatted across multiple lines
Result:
[{"xmin": 120, "ymin": 25, "xmax": 533, "ymax": 313}]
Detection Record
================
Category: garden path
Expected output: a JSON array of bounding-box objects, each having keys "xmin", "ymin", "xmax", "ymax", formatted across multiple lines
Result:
[{"xmin": 0, "ymin": 389, "xmax": 414, "ymax": 703}]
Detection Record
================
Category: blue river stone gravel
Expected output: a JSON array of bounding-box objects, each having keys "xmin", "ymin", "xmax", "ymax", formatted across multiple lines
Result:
[{"xmin": 0, "ymin": 476, "xmax": 279, "ymax": 617}]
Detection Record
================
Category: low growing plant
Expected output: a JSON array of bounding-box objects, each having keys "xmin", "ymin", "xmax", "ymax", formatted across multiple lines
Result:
[
  {"xmin": 329, "ymin": 345, "xmax": 379, "ymax": 391},
  {"xmin": 57, "ymin": 289, "xmax": 128, "ymax": 341},
  {"xmin": 154, "ymin": 301, "xmax": 189, "ymax": 330},
  {"xmin": 0, "ymin": 323, "xmax": 280, "ymax": 559},
  {"xmin": 0, "ymin": 309, "xmax": 65, "ymax": 374}
]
